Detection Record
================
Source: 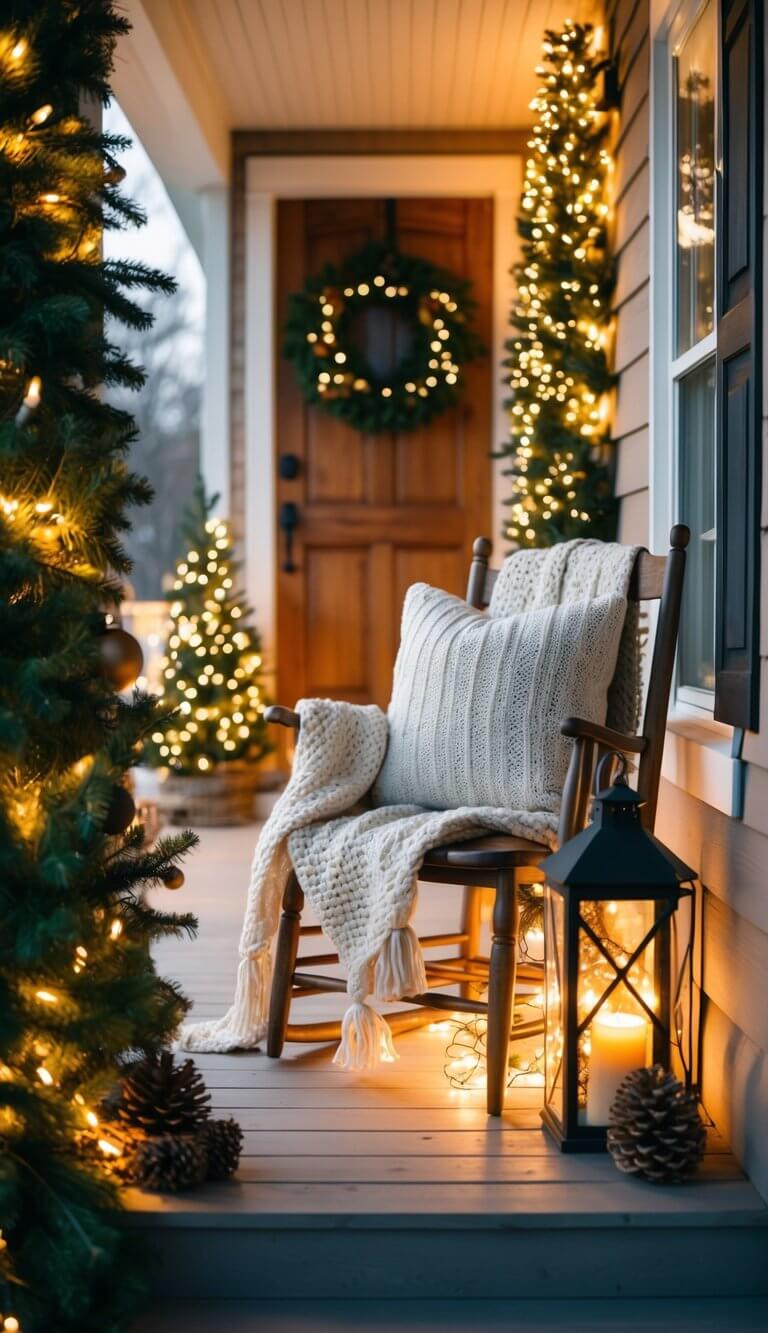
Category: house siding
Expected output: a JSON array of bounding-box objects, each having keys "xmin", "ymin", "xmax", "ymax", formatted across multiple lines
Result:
[
  {"xmin": 609, "ymin": 0, "xmax": 768, "ymax": 1200},
  {"xmin": 609, "ymin": 0, "xmax": 651, "ymax": 546}
]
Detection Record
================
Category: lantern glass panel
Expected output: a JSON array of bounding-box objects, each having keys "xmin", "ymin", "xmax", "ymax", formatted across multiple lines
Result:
[
  {"xmin": 578, "ymin": 899, "xmax": 656, "ymax": 1126},
  {"xmin": 544, "ymin": 885, "xmax": 565, "ymax": 1121}
]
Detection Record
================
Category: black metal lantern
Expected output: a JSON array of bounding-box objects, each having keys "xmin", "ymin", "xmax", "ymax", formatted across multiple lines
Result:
[{"xmin": 539, "ymin": 756, "xmax": 696, "ymax": 1152}]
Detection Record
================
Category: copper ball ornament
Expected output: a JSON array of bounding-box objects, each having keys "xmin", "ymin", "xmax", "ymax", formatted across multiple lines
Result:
[
  {"xmin": 99, "ymin": 628, "xmax": 143, "ymax": 691},
  {"xmin": 160, "ymin": 866, "xmax": 185, "ymax": 891}
]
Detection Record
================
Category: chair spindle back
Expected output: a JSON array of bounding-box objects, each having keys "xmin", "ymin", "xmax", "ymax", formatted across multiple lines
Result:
[{"xmin": 464, "ymin": 526, "xmax": 690, "ymax": 832}]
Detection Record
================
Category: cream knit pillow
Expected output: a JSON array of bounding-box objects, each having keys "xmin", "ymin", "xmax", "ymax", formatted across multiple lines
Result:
[{"xmin": 373, "ymin": 582, "xmax": 627, "ymax": 814}]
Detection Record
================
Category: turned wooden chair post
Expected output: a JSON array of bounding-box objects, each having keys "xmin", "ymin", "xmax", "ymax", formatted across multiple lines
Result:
[
  {"xmin": 486, "ymin": 871, "xmax": 519, "ymax": 1116},
  {"xmin": 456, "ymin": 535, "xmax": 494, "ymax": 1003},
  {"xmin": 458, "ymin": 886, "xmax": 483, "ymax": 999},
  {"xmin": 266, "ymin": 871, "xmax": 304, "ymax": 1058}
]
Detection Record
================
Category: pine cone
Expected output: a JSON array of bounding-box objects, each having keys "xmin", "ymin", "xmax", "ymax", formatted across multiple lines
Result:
[
  {"xmin": 126, "ymin": 1132, "xmax": 208, "ymax": 1192},
  {"xmin": 607, "ymin": 1064, "xmax": 705, "ymax": 1183},
  {"xmin": 116, "ymin": 1051, "xmax": 211, "ymax": 1135},
  {"xmin": 202, "ymin": 1117, "xmax": 243, "ymax": 1180},
  {"xmin": 100, "ymin": 1054, "xmax": 144, "ymax": 1121}
]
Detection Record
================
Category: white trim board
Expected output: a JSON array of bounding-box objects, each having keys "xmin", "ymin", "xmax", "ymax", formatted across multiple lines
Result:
[
  {"xmin": 241, "ymin": 154, "xmax": 523, "ymax": 686},
  {"xmin": 648, "ymin": 0, "xmax": 739, "ymax": 815}
]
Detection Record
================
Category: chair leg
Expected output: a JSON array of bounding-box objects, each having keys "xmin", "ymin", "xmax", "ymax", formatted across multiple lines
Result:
[
  {"xmin": 459, "ymin": 885, "xmax": 483, "ymax": 999},
  {"xmin": 486, "ymin": 871, "xmax": 518, "ymax": 1116},
  {"xmin": 266, "ymin": 871, "xmax": 304, "ymax": 1058}
]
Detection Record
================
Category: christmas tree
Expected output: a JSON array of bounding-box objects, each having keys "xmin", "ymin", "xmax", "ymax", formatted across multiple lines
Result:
[
  {"xmin": 144, "ymin": 479, "xmax": 270, "ymax": 775},
  {"xmin": 499, "ymin": 20, "xmax": 617, "ymax": 547},
  {"xmin": 0, "ymin": 4, "xmax": 197, "ymax": 1330}
]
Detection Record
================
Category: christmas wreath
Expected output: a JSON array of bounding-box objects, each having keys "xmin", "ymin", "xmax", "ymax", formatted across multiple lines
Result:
[{"xmin": 283, "ymin": 241, "xmax": 483, "ymax": 433}]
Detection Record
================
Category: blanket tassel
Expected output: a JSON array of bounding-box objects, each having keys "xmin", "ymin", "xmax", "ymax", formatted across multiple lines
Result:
[
  {"xmin": 180, "ymin": 946, "xmax": 270, "ymax": 1052},
  {"xmin": 232, "ymin": 946, "xmax": 271, "ymax": 1034},
  {"xmin": 333, "ymin": 1002, "xmax": 398, "ymax": 1071},
  {"xmin": 374, "ymin": 925, "xmax": 428, "ymax": 1002}
]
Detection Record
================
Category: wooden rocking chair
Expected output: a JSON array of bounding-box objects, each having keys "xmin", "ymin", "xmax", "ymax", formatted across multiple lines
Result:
[{"xmin": 264, "ymin": 526, "xmax": 689, "ymax": 1115}]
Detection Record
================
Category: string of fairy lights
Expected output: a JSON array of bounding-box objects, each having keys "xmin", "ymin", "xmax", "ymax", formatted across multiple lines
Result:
[
  {"xmin": 309, "ymin": 281, "xmax": 462, "ymax": 403},
  {"xmin": 438, "ymin": 893, "xmax": 658, "ymax": 1097},
  {"xmin": 439, "ymin": 892, "xmax": 547, "ymax": 1093},
  {"xmin": 502, "ymin": 19, "xmax": 617, "ymax": 547}
]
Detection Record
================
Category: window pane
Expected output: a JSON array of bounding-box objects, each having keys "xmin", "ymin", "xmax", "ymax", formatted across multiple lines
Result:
[
  {"xmin": 675, "ymin": 0, "xmax": 716, "ymax": 355},
  {"xmin": 678, "ymin": 359, "xmax": 716, "ymax": 692}
]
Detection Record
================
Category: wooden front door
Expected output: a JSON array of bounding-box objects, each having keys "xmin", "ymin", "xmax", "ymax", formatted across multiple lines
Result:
[{"xmin": 275, "ymin": 196, "xmax": 493, "ymax": 708}]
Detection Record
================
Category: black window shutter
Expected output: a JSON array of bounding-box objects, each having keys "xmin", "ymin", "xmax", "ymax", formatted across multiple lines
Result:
[{"xmin": 715, "ymin": 0, "xmax": 763, "ymax": 729}]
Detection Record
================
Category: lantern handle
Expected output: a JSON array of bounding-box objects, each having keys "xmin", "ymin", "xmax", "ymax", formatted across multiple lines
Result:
[{"xmin": 594, "ymin": 749, "xmax": 628, "ymax": 792}]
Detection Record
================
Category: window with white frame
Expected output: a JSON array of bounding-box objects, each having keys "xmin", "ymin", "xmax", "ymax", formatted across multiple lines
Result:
[{"xmin": 669, "ymin": 0, "xmax": 717, "ymax": 709}]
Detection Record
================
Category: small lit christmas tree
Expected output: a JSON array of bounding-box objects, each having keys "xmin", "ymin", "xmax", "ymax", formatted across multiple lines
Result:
[
  {"xmin": 499, "ymin": 20, "xmax": 617, "ymax": 547},
  {"xmin": 0, "ymin": 3, "xmax": 197, "ymax": 1330},
  {"xmin": 144, "ymin": 479, "xmax": 270, "ymax": 775}
]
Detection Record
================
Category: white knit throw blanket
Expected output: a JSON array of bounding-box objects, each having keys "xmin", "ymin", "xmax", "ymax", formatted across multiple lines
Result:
[{"xmin": 181, "ymin": 539, "xmax": 640, "ymax": 1066}]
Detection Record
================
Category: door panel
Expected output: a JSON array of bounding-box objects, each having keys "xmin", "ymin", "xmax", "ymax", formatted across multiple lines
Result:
[
  {"xmin": 304, "ymin": 548, "xmax": 369, "ymax": 696},
  {"xmin": 306, "ymin": 415, "xmax": 366, "ymax": 503},
  {"xmin": 395, "ymin": 427, "xmax": 461, "ymax": 505},
  {"xmin": 276, "ymin": 196, "xmax": 493, "ymax": 709}
]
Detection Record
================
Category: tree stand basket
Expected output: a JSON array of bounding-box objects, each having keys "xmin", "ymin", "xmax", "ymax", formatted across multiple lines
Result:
[{"xmin": 155, "ymin": 764, "xmax": 259, "ymax": 827}]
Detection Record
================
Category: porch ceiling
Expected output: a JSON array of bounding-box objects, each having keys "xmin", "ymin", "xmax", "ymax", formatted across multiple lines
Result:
[
  {"xmin": 113, "ymin": 0, "xmax": 600, "ymax": 257},
  {"xmin": 135, "ymin": 0, "xmax": 601, "ymax": 133}
]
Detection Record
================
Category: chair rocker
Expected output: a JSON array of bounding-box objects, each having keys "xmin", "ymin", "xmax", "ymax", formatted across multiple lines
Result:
[{"xmin": 264, "ymin": 525, "xmax": 690, "ymax": 1115}]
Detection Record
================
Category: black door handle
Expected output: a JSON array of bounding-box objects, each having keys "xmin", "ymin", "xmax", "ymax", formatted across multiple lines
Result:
[
  {"xmin": 279, "ymin": 452, "xmax": 301, "ymax": 480},
  {"xmin": 279, "ymin": 501, "xmax": 299, "ymax": 573}
]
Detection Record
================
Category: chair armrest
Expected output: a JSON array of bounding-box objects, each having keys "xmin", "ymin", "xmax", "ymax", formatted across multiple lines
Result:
[
  {"xmin": 557, "ymin": 717, "xmax": 646, "ymax": 844},
  {"xmin": 264, "ymin": 704, "xmax": 301, "ymax": 731},
  {"xmin": 560, "ymin": 716, "xmax": 646, "ymax": 755}
]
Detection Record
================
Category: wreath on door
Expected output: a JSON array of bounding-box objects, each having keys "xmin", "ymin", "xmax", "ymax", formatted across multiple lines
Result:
[{"xmin": 283, "ymin": 240, "xmax": 483, "ymax": 434}]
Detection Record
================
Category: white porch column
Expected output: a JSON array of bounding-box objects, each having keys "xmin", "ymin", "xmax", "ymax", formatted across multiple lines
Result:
[
  {"xmin": 243, "ymin": 190, "xmax": 278, "ymax": 687},
  {"xmin": 200, "ymin": 185, "xmax": 231, "ymax": 515}
]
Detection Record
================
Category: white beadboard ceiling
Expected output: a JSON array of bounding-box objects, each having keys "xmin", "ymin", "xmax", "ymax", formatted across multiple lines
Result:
[{"xmin": 148, "ymin": 0, "xmax": 601, "ymax": 131}]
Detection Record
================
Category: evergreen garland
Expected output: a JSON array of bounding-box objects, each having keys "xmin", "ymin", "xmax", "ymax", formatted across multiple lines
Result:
[
  {"xmin": 284, "ymin": 240, "xmax": 483, "ymax": 434},
  {"xmin": 500, "ymin": 20, "xmax": 617, "ymax": 547},
  {"xmin": 143, "ymin": 479, "xmax": 270, "ymax": 775},
  {"xmin": 0, "ymin": 4, "xmax": 198, "ymax": 1330}
]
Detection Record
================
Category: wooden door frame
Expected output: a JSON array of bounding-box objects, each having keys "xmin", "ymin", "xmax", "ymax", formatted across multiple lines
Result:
[{"xmin": 230, "ymin": 141, "xmax": 524, "ymax": 701}]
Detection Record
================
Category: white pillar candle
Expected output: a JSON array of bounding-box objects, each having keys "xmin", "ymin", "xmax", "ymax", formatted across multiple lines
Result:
[{"xmin": 586, "ymin": 1011, "xmax": 649, "ymax": 1126}]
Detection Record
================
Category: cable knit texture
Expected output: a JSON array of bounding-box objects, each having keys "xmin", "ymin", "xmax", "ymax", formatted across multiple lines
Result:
[
  {"xmin": 180, "ymin": 539, "xmax": 641, "ymax": 1065},
  {"xmin": 488, "ymin": 538, "xmax": 642, "ymax": 735},
  {"xmin": 373, "ymin": 583, "xmax": 626, "ymax": 813}
]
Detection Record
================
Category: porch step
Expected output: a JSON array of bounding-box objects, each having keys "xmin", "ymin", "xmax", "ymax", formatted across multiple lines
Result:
[
  {"xmin": 125, "ymin": 1175, "xmax": 768, "ymax": 1302},
  {"xmin": 136, "ymin": 1297, "xmax": 768, "ymax": 1332}
]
